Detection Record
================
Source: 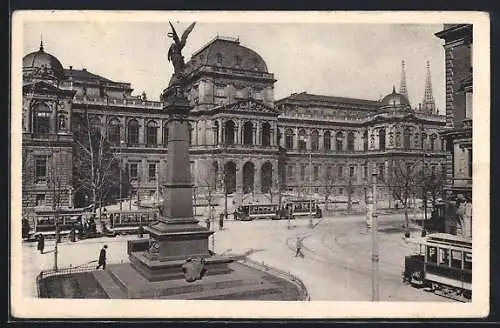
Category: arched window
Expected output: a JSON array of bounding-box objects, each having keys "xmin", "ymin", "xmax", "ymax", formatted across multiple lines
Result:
[
  {"xmin": 58, "ymin": 114, "xmax": 67, "ymax": 130},
  {"xmin": 421, "ymin": 133, "xmax": 427, "ymax": 150},
  {"xmin": 262, "ymin": 122, "xmax": 271, "ymax": 146},
  {"xmin": 363, "ymin": 130, "xmax": 368, "ymax": 151},
  {"xmin": 224, "ymin": 120, "xmax": 235, "ymax": 146},
  {"xmin": 163, "ymin": 123, "xmax": 169, "ymax": 147},
  {"xmin": 213, "ymin": 120, "xmax": 219, "ymax": 145},
  {"xmin": 395, "ymin": 132, "xmax": 401, "ymax": 147},
  {"xmin": 146, "ymin": 120, "xmax": 158, "ymax": 146},
  {"xmin": 89, "ymin": 117, "xmax": 101, "ymax": 134},
  {"xmin": 285, "ymin": 128, "xmax": 294, "ymax": 149},
  {"xmin": 298, "ymin": 129, "xmax": 307, "ymax": 150},
  {"xmin": 414, "ymin": 133, "xmax": 420, "ymax": 149},
  {"xmin": 311, "ymin": 130, "xmax": 319, "ymax": 151},
  {"xmin": 108, "ymin": 118, "xmax": 121, "ymax": 145},
  {"xmin": 430, "ymin": 133, "xmax": 437, "ymax": 151},
  {"xmin": 335, "ymin": 132, "xmax": 344, "ymax": 152},
  {"xmin": 243, "ymin": 121, "xmax": 254, "ymax": 145},
  {"xmin": 324, "ymin": 131, "xmax": 331, "ymax": 151},
  {"xmin": 403, "ymin": 128, "xmax": 411, "ymax": 149},
  {"xmin": 128, "ymin": 119, "xmax": 139, "ymax": 146},
  {"xmin": 378, "ymin": 129, "xmax": 385, "ymax": 151},
  {"xmin": 34, "ymin": 103, "xmax": 51, "ymax": 135},
  {"xmin": 347, "ymin": 131, "xmax": 355, "ymax": 151}
]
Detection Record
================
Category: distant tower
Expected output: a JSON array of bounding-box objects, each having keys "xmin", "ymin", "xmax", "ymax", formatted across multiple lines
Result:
[
  {"xmin": 399, "ymin": 60, "xmax": 409, "ymax": 102},
  {"xmin": 422, "ymin": 60, "xmax": 436, "ymax": 114}
]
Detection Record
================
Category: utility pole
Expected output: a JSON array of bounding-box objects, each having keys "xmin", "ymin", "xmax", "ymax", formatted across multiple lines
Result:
[
  {"xmin": 371, "ymin": 170, "xmax": 379, "ymax": 301},
  {"xmin": 421, "ymin": 123, "xmax": 427, "ymax": 235},
  {"xmin": 119, "ymin": 139, "xmax": 124, "ymax": 215}
]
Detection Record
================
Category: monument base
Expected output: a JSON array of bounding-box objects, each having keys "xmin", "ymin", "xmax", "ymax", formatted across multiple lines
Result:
[{"xmin": 92, "ymin": 261, "xmax": 305, "ymax": 300}]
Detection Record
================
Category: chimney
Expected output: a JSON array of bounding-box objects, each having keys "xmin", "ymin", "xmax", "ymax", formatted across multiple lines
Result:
[
  {"xmin": 69, "ymin": 65, "xmax": 73, "ymax": 70},
  {"xmin": 82, "ymin": 68, "xmax": 87, "ymax": 72}
]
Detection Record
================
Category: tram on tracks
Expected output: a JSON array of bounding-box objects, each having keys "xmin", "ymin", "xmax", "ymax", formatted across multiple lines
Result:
[
  {"xmin": 284, "ymin": 199, "xmax": 322, "ymax": 219},
  {"xmin": 402, "ymin": 232, "xmax": 472, "ymax": 302},
  {"xmin": 32, "ymin": 207, "xmax": 92, "ymax": 239},
  {"xmin": 234, "ymin": 199, "xmax": 322, "ymax": 221},
  {"xmin": 106, "ymin": 209, "xmax": 159, "ymax": 235}
]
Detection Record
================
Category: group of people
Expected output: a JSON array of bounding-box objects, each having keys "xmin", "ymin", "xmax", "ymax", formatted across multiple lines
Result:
[{"xmin": 205, "ymin": 212, "xmax": 225, "ymax": 231}]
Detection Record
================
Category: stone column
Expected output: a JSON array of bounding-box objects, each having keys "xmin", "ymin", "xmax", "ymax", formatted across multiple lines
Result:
[
  {"xmin": 294, "ymin": 128, "xmax": 299, "ymax": 149},
  {"xmin": 253, "ymin": 126, "xmax": 257, "ymax": 145},
  {"xmin": 236, "ymin": 120, "xmax": 242, "ymax": 144},
  {"xmin": 319, "ymin": 131, "xmax": 324, "ymax": 150},
  {"xmin": 306, "ymin": 130, "xmax": 311, "ymax": 150},
  {"xmin": 218, "ymin": 118, "xmax": 223, "ymax": 144}
]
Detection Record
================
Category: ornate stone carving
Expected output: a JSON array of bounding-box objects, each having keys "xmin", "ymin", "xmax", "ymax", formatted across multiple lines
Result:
[{"xmin": 181, "ymin": 257, "xmax": 207, "ymax": 282}]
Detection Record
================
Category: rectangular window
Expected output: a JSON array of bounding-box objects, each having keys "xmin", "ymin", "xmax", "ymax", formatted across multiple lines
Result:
[
  {"xmin": 35, "ymin": 156, "xmax": 47, "ymax": 183},
  {"xmin": 337, "ymin": 166, "xmax": 343, "ymax": 178},
  {"xmin": 215, "ymin": 86, "xmax": 225, "ymax": 98},
  {"xmin": 464, "ymin": 252, "xmax": 472, "ymax": 270},
  {"xmin": 465, "ymin": 92, "xmax": 472, "ymax": 119},
  {"xmin": 349, "ymin": 166, "xmax": 355, "ymax": 178},
  {"xmin": 451, "ymin": 250, "xmax": 463, "ymax": 269},
  {"xmin": 300, "ymin": 164, "xmax": 306, "ymax": 181},
  {"xmin": 313, "ymin": 166, "xmax": 319, "ymax": 181},
  {"xmin": 378, "ymin": 164, "xmax": 384, "ymax": 180},
  {"xmin": 148, "ymin": 163, "xmax": 156, "ymax": 179},
  {"xmin": 129, "ymin": 163, "xmax": 138, "ymax": 179},
  {"xmin": 36, "ymin": 194, "xmax": 45, "ymax": 206},
  {"xmin": 363, "ymin": 165, "xmax": 368, "ymax": 179},
  {"xmin": 439, "ymin": 248, "xmax": 450, "ymax": 266},
  {"xmin": 427, "ymin": 246, "xmax": 437, "ymax": 264},
  {"xmin": 339, "ymin": 188, "xmax": 344, "ymax": 195},
  {"xmin": 287, "ymin": 165, "xmax": 294, "ymax": 180},
  {"xmin": 468, "ymin": 149, "xmax": 472, "ymax": 178}
]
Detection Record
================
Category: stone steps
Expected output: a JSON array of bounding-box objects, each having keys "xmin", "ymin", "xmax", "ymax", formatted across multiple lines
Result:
[{"xmin": 92, "ymin": 270, "xmax": 127, "ymax": 299}]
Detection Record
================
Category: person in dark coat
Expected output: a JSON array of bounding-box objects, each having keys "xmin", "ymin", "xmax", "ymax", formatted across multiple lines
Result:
[
  {"xmin": 37, "ymin": 234, "xmax": 45, "ymax": 254},
  {"xmin": 219, "ymin": 213, "xmax": 224, "ymax": 230},
  {"xmin": 205, "ymin": 218, "xmax": 211, "ymax": 230},
  {"xmin": 22, "ymin": 217, "xmax": 30, "ymax": 239},
  {"xmin": 96, "ymin": 245, "xmax": 108, "ymax": 270}
]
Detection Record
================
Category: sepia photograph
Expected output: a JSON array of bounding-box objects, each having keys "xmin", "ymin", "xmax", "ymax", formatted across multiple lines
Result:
[{"xmin": 10, "ymin": 11, "xmax": 489, "ymax": 319}]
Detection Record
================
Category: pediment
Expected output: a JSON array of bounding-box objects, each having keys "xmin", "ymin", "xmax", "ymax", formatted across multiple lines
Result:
[
  {"xmin": 23, "ymin": 80, "xmax": 72, "ymax": 95},
  {"xmin": 221, "ymin": 99, "xmax": 278, "ymax": 115}
]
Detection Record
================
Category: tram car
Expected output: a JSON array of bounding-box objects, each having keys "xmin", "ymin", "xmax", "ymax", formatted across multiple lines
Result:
[
  {"xmin": 235, "ymin": 204, "xmax": 280, "ymax": 221},
  {"xmin": 402, "ymin": 232, "xmax": 472, "ymax": 302},
  {"xmin": 284, "ymin": 199, "xmax": 322, "ymax": 219},
  {"xmin": 33, "ymin": 207, "xmax": 87, "ymax": 238},
  {"xmin": 107, "ymin": 209, "xmax": 159, "ymax": 234}
]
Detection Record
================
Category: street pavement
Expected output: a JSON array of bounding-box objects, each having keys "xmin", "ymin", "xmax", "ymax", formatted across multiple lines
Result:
[{"xmin": 21, "ymin": 214, "xmax": 451, "ymax": 301}]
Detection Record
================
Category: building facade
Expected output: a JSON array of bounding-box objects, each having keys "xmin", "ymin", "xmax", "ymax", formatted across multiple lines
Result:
[
  {"xmin": 21, "ymin": 36, "xmax": 447, "ymax": 211},
  {"xmin": 435, "ymin": 24, "xmax": 473, "ymax": 238}
]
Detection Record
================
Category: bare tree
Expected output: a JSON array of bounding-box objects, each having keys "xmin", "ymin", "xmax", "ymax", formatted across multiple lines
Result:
[
  {"xmin": 323, "ymin": 175, "xmax": 336, "ymax": 212},
  {"xmin": 381, "ymin": 160, "xmax": 420, "ymax": 228},
  {"xmin": 72, "ymin": 111, "xmax": 125, "ymax": 216}
]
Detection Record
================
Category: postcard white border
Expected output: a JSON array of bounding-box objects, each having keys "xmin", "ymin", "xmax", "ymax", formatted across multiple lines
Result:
[{"xmin": 10, "ymin": 10, "xmax": 490, "ymax": 319}]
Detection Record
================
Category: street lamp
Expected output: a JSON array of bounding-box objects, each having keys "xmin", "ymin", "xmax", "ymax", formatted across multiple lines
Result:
[
  {"xmin": 371, "ymin": 169, "xmax": 379, "ymax": 301},
  {"xmin": 119, "ymin": 139, "xmax": 125, "ymax": 215},
  {"xmin": 300, "ymin": 135, "xmax": 313, "ymax": 228}
]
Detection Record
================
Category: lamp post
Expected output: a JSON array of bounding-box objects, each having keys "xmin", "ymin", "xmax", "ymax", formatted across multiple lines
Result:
[
  {"xmin": 420, "ymin": 123, "xmax": 428, "ymax": 236},
  {"xmin": 119, "ymin": 139, "xmax": 125, "ymax": 215},
  {"xmin": 300, "ymin": 134, "xmax": 314, "ymax": 228},
  {"xmin": 371, "ymin": 169, "xmax": 379, "ymax": 301}
]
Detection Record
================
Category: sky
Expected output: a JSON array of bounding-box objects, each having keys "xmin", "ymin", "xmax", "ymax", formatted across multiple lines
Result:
[{"xmin": 22, "ymin": 21, "xmax": 446, "ymax": 113}]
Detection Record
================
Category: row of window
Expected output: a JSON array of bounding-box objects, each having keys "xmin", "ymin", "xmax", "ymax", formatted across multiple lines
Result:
[
  {"xmin": 281, "ymin": 129, "xmax": 442, "ymax": 152},
  {"xmin": 286, "ymin": 163, "xmax": 443, "ymax": 182}
]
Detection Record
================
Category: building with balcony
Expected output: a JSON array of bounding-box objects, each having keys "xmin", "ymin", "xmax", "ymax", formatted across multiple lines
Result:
[
  {"xmin": 435, "ymin": 24, "xmax": 473, "ymax": 238},
  {"xmin": 21, "ymin": 35, "xmax": 447, "ymax": 211}
]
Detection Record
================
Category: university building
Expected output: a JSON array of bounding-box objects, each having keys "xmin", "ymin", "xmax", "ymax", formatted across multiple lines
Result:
[{"xmin": 21, "ymin": 35, "xmax": 447, "ymax": 212}]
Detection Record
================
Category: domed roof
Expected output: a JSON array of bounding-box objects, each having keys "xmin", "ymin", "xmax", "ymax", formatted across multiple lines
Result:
[
  {"xmin": 381, "ymin": 86, "xmax": 410, "ymax": 107},
  {"xmin": 23, "ymin": 41, "xmax": 64, "ymax": 80},
  {"xmin": 185, "ymin": 36, "xmax": 268, "ymax": 74}
]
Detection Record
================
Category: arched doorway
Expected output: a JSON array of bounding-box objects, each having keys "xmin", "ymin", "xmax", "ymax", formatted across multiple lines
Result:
[
  {"xmin": 262, "ymin": 122, "xmax": 271, "ymax": 146},
  {"xmin": 261, "ymin": 162, "xmax": 273, "ymax": 193},
  {"xmin": 224, "ymin": 120, "xmax": 235, "ymax": 146},
  {"xmin": 243, "ymin": 121, "xmax": 254, "ymax": 145},
  {"xmin": 242, "ymin": 161, "xmax": 255, "ymax": 194},
  {"xmin": 224, "ymin": 162, "xmax": 236, "ymax": 194}
]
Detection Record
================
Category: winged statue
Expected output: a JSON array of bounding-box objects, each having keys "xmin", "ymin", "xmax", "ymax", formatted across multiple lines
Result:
[{"xmin": 167, "ymin": 22, "xmax": 196, "ymax": 78}]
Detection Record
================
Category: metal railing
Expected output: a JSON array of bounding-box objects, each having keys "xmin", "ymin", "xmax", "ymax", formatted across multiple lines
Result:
[
  {"xmin": 36, "ymin": 263, "xmax": 99, "ymax": 297},
  {"xmin": 237, "ymin": 257, "xmax": 310, "ymax": 301}
]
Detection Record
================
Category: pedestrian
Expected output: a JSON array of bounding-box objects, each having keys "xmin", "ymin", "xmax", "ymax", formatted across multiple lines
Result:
[
  {"xmin": 138, "ymin": 224, "xmax": 144, "ymax": 238},
  {"xmin": 295, "ymin": 237, "xmax": 304, "ymax": 258},
  {"xmin": 37, "ymin": 233, "xmax": 45, "ymax": 254},
  {"xmin": 219, "ymin": 214, "xmax": 224, "ymax": 230},
  {"xmin": 205, "ymin": 217, "xmax": 211, "ymax": 230},
  {"xmin": 70, "ymin": 223, "xmax": 76, "ymax": 242},
  {"xmin": 96, "ymin": 245, "xmax": 108, "ymax": 270}
]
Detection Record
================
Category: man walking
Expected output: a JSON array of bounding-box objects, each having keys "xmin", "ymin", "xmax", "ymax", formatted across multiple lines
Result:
[
  {"xmin": 96, "ymin": 245, "xmax": 108, "ymax": 270},
  {"xmin": 37, "ymin": 233, "xmax": 45, "ymax": 254},
  {"xmin": 295, "ymin": 237, "xmax": 304, "ymax": 258}
]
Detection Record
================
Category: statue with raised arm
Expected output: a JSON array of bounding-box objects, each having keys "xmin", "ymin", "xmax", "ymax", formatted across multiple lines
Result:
[{"xmin": 167, "ymin": 22, "xmax": 196, "ymax": 83}]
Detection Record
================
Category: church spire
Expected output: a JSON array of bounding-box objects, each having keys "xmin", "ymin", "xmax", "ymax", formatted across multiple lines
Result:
[
  {"xmin": 422, "ymin": 60, "xmax": 436, "ymax": 114},
  {"xmin": 399, "ymin": 60, "xmax": 409, "ymax": 102},
  {"xmin": 39, "ymin": 33, "xmax": 44, "ymax": 52}
]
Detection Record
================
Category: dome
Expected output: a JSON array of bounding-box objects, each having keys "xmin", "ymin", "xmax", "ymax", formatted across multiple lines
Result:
[
  {"xmin": 381, "ymin": 87, "xmax": 410, "ymax": 107},
  {"xmin": 185, "ymin": 36, "xmax": 269, "ymax": 74},
  {"xmin": 23, "ymin": 41, "xmax": 64, "ymax": 80}
]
